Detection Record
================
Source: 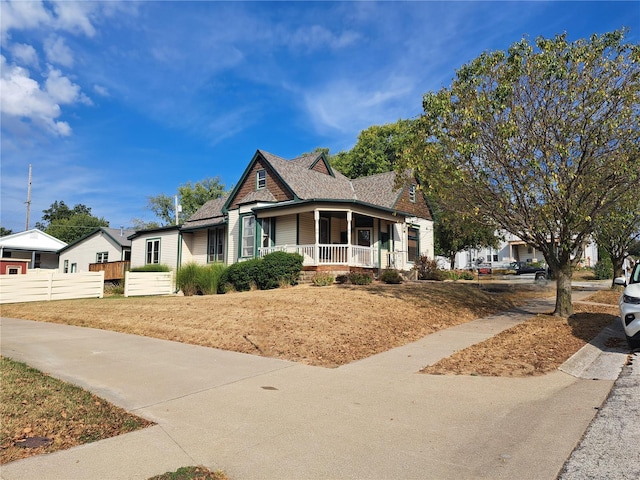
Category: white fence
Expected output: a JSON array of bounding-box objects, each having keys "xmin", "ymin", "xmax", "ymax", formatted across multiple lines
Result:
[
  {"xmin": 124, "ymin": 271, "xmax": 174, "ymax": 297},
  {"xmin": 0, "ymin": 271, "xmax": 104, "ymax": 304}
]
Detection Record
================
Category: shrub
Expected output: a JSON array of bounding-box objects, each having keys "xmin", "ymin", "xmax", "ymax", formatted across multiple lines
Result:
[
  {"xmin": 312, "ymin": 272, "xmax": 335, "ymax": 286},
  {"xmin": 221, "ymin": 258, "xmax": 262, "ymax": 292},
  {"xmin": 379, "ymin": 269, "xmax": 403, "ymax": 284},
  {"xmin": 176, "ymin": 262, "xmax": 227, "ymax": 296},
  {"xmin": 130, "ymin": 264, "xmax": 171, "ymax": 272},
  {"xmin": 414, "ymin": 255, "xmax": 444, "ymax": 281},
  {"xmin": 256, "ymin": 251, "xmax": 304, "ymax": 290},
  {"xmin": 176, "ymin": 262, "xmax": 201, "ymax": 296},
  {"xmin": 349, "ymin": 272, "xmax": 373, "ymax": 285},
  {"xmin": 594, "ymin": 257, "xmax": 613, "ymax": 280},
  {"xmin": 335, "ymin": 274, "xmax": 350, "ymax": 284},
  {"xmin": 444, "ymin": 270, "xmax": 475, "ymax": 281}
]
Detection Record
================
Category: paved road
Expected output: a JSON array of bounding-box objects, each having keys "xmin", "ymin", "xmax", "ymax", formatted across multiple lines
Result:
[{"xmin": 0, "ymin": 293, "xmax": 632, "ymax": 480}]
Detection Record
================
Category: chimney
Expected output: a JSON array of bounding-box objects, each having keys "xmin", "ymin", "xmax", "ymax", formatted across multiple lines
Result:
[{"xmin": 120, "ymin": 226, "xmax": 124, "ymax": 237}]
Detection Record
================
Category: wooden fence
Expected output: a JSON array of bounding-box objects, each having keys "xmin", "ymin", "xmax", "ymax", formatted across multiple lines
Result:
[
  {"xmin": 0, "ymin": 272, "xmax": 104, "ymax": 304},
  {"xmin": 124, "ymin": 271, "xmax": 174, "ymax": 297},
  {"xmin": 89, "ymin": 261, "xmax": 130, "ymax": 280}
]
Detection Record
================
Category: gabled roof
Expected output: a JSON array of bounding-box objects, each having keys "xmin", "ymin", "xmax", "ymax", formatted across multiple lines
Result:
[
  {"xmin": 352, "ymin": 171, "xmax": 403, "ymax": 209},
  {"xmin": 0, "ymin": 229, "xmax": 67, "ymax": 252},
  {"xmin": 58, "ymin": 227, "xmax": 135, "ymax": 253},
  {"xmin": 128, "ymin": 224, "xmax": 182, "ymax": 240}
]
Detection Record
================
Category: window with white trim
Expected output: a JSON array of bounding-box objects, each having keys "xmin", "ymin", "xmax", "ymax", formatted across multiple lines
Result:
[
  {"xmin": 409, "ymin": 184, "xmax": 416, "ymax": 203},
  {"xmin": 407, "ymin": 226, "xmax": 419, "ymax": 262},
  {"xmin": 64, "ymin": 259, "xmax": 69, "ymax": 273},
  {"xmin": 241, "ymin": 216, "xmax": 255, "ymax": 258},
  {"xmin": 96, "ymin": 252, "xmax": 109, "ymax": 263},
  {"xmin": 256, "ymin": 169, "xmax": 266, "ymax": 189},
  {"xmin": 208, "ymin": 228, "xmax": 225, "ymax": 263},
  {"xmin": 146, "ymin": 239, "xmax": 160, "ymax": 264}
]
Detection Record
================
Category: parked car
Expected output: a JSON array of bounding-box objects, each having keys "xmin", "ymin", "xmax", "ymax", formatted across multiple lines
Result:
[
  {"xmin": 508, "ymin": 261, "xmax": 546, "ymax": 275},
  {"xmin": 614, "ymin": 262, "xmax": 640, "ymax": 350}
]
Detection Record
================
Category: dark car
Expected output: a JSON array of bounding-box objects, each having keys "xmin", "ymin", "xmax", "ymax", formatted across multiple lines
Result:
[{"xmin": 508, "ymin": 261, "xmax": 546, "ymax": 275}]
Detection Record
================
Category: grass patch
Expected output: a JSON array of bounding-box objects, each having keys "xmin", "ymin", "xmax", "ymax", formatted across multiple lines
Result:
[
  {"xmin": 0, "ymin": 357, "xmax": 153, "ymax": 464},
  {"xmin": 148, "ymin": 466, "xmax": 229, "ymax": 480},
  {"xmin": 421, "ymin": 302, "xmax": 619, "ymax": 377}
]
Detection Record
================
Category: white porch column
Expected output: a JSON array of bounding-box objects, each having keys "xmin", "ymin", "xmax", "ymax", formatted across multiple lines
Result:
[
  {"xmin": 346, "ymin": 210, "xmax": 352, "ymax": 265},
  {"xmin": 314, "ymin": 209, "xmax": 320, "ymax": 264}
]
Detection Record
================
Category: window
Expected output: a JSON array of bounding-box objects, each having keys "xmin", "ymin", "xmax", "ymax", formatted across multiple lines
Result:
[
  {"xmin": 241, "ymin": 216, "xmax": 255, "ymax": 258},
  {"xmin": 146, "ymin": 239, "xmax": 160, "ymax": 264},
  {"xmin": 96, "ymin": 252, "xmax": 109, "ymax": 263},
  {"xmin": 34, "ymin": 253, "xmax": 41, "ymax": 268},
  {"xmin": 261, "ymin": 218, "xmax": 272, "ymax": 248},
  {"xmin": 409, "ymin": 184, "xmax": 416, "ymax": 203},
  {"xmin": 208, "ymin": 228, "xmax": 225, "ymax": 263},
  {"xmin": 407, "ymin": 227, "xmax": 419, "ymax": 262},
  {"xmin": 256, "ymin": 169, "xmax": 266, "ymax": 189},
  {"xmin": 8, "ymin": 267, "xmax": 19, "ymax": 275},
  {"xmin": 70, "ymin": 263, "xmax": 77, "ymax": 273},
  {"xmin": 64, "ymin": 260, "xmax": 69, "ymax": 273},
  {"xmin": 124, "ymin": 250, "xmax": 131, "ymax": 261}
]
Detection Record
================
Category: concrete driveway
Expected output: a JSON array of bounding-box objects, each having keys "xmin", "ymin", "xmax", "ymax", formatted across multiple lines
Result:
[{"xmin": 0, "ymin": 295, "xmax": 629, "ymax": 480}]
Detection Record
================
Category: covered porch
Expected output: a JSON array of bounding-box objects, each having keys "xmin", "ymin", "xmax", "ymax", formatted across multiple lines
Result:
[{"xmin": 254, "ymin": 206, "xmax": 406, "ymax": 269}]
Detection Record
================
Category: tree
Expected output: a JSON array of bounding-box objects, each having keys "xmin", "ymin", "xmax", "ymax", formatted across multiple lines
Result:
[
  {"xmin": 432, "ymin": 206, "xmax": 500, "ymax": 269},
  {"xmin": 0, "ymin": 227, "xmax": 13, "ymax": 237},
  {"xmin": 35, "ymin": 201, "xmax": 109, "ymax": 244},
  {"xmin": 401, "ymin": 31, "xmax": 640, "ymax": 317},
  {"xmin": 593, "ymin": 190, "xmax": 640, "ymax": 285},
  {"xmin": 147, "ymin": 177, "xmax": 227, "ymax": 226},
  {"xmin": 331, "ymin": 120, "xmax": 416, "ymax": 178}
]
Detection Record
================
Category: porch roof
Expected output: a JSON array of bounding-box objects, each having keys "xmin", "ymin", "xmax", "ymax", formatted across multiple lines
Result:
[{"xmin": 251, "ymin": 198, "xmax": 412, "ymax": 221}]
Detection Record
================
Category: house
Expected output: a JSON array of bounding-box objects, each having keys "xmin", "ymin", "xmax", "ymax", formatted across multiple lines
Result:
[
  {"xmin": 130, "ymin": 150, "xmax": 434, "ymax": 275},
  {"xmin": 451, "ymin": 231, "xmax": 599, "ymax": 269},
  {"xmin": 129, "ymin": 225, "xmax": 182, "ymax": 271},
  {"xmin": 58, "ymin": 227, "xmax": 135, "ymax": 279},
  {"xmin": 0, "ymin": 229, "xmax": 67, "ymax": 272}
]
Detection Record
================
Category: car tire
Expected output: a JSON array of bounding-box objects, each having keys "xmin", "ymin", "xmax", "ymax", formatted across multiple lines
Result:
[{"xmin": 625, "ymin": 333, "xmax": 640, "ymax": 351}]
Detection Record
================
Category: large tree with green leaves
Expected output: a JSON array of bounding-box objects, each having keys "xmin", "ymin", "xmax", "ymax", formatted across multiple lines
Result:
[
  {"xmin": 331, "ymin": 120, "xmax": 415, "ymax": 178},
  {"xmin": 401, "ymin": 30, "xmax": 639, "ymax": 317},
  {"xmin": 593, "ymin": 189, "xmax": 640, "ymax": 285},
  {"xmin": 35, "ymin": 201, "xmax": 109, "ymax": 244},
  {"xmin": 147, "ymin": 177, "xmax": 227, "ymax": 226}
]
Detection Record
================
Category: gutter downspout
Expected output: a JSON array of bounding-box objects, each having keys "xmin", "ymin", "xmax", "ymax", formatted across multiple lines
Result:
[{"xmin": 176, "ymin": 231, "xmax": 182, "ymax": 293}]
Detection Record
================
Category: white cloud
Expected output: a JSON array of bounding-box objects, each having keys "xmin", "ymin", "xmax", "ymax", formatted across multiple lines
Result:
[
  {"xmin": 9, "ymin": 43, "xmax": 39, "ymax": 67},
  {"xmin": 93, "ymin": 84, "xmax": 109, "ymax": 97},
  {"xmin": 0, "ymin": 0, "xmax": 52, "ymax": 41},
  {"xmin": 0, "ymin": 56, "xmax": 91, "ymax": 136},
  {"xmin": 287, "ymin": 25, "xmax": 361, "ymax": 52},
  {"xmin": 50, "ymin": 1, "xmax": 97, "ymax": 37},
  {"xmin": 44, "ymin": 36, "xmax": 74, "ymax": 67}
]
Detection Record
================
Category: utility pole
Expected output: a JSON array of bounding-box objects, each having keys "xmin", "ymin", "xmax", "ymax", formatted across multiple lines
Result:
[
  {"xmin": 174, "ymin": 195, "xmax": 182, "ymax": 225},
  {"xmin": 25, "ymin": 164, "xmax": 32, "ymax": 230}
]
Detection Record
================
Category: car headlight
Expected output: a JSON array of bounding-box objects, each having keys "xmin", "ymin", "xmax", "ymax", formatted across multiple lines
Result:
[{"xmin": 623, "ymin": 294, "xmax": 640, "ymax": 305}]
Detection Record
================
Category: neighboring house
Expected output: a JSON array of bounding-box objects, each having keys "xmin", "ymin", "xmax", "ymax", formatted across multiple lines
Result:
[
  {"xmin": 451, "ymin": 231, "xmax": 599, "ymax": 269},
  {"xmin": 0, "ymin": 229, "xmax": 67, "ymax": 272},
  {"xmin": 130, "ymin": 150, "xmax": 434, "ymax": 274},
  {"xmin": 58, "ymin": 227, "xmax": 135, "ymax": 277}
]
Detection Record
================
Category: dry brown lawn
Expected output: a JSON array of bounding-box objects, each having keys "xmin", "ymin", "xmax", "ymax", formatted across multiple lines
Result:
[{"xmin": 3, "ymin": 282, "xmax": 549, "ymax": 368}]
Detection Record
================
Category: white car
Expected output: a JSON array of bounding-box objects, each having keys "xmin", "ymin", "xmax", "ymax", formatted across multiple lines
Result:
[{"xmin": 614, "ymin": 262, "xmax": 640, "ymax": 350}]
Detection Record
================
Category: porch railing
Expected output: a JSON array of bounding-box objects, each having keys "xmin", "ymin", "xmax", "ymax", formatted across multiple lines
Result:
[{"xmin": 259, "ymin": 244, "xmax": 374, "ymax": 267}]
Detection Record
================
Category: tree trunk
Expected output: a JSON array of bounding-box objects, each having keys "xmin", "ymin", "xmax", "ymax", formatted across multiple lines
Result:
[
  {"xmin": 554, "ymin": 265, "xmax": 573, "ymax": 317},
  {"xmin": 449, "ymin": 255, "xmax": 455, "ymax": 270}
]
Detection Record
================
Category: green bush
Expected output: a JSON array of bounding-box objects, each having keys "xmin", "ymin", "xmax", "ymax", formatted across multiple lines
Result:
[
  {"xmin": 312, "ymin": 272, "xmax": 335, "ymax": 286},
  {"xmin": 594, "ymin": 257, "xmax": 613, "ymax": 280},
  {"xmin": 221, "ymin": 258, "xmax": 262, "ymax": 292},
  {"xmin": 349, "ymin": 272, "xmax": 373, "ymax": 285},
  {"xmin": 444, "ymin": 270, "xmax": 475, "ymax": 281},
  {"xmin": 414, "ymin": 255, "xmax": 444, "ymax": 281},
  {"xmin": 130, "ymin": 264, "xmax": 171, "ymax": 272},
  {"xmin": 256, "ymin": 251, "xmax": 304, "ymax": 289},
  {"xmin": 379, "ymin": 269, "xmax": 403, "ymax": 284},
  {"xmin": 176, "ymin": 262, "xmax": 227, "ymax": 296}
]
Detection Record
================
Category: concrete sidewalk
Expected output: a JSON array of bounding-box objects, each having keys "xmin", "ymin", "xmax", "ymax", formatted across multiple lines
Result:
[{"xmin": 0, "ymin": 294, "xmax": 630, "ymax": 480}]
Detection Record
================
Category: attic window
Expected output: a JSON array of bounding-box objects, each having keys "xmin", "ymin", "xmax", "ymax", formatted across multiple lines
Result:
[
  {"xmin": 256, "ymin": 169, "xmax": 266, "ymax": 190},
  {"xmin": 409, "ymin": 184, "xmax": 417, "ymax": 203}
]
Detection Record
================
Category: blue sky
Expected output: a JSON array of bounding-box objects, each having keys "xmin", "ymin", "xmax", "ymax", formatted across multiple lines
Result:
[{"xmin": 1, "ymin": 1, "xmax": 638, "ymax": 233}]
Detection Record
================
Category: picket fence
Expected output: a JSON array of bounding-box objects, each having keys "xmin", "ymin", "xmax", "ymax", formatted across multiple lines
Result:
[
  {"xmin": 0, "ymin": 271, "xmax": 104, "ymax": 304},
  {"xmin": 124, "ymin": 271, "xmax": 174, "ymax": 297}
]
